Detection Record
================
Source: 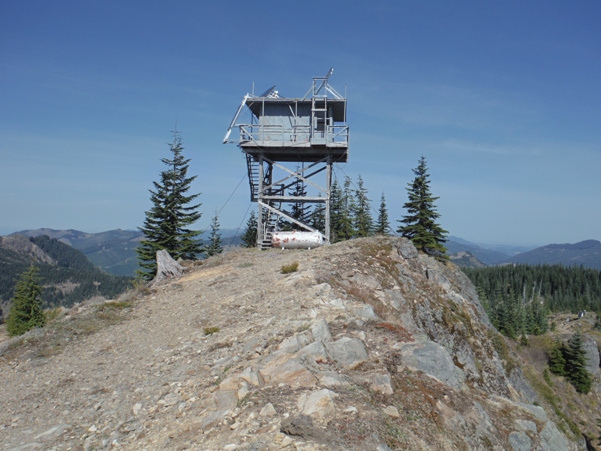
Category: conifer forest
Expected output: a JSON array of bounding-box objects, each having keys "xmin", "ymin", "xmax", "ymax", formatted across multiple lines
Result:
[{"xmin": 463, "ymin": 264, "xmax": 601, "ymax": 338}]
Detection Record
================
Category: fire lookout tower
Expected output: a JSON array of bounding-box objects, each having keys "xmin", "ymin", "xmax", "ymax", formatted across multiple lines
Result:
[{"xmin": 223, "ymin": 69, "xmax": 349, "ymax": 249}]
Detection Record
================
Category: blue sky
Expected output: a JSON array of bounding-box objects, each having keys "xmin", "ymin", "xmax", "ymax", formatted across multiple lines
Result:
[{"xmin": 1, "ymin": 1, "xmax": 600, "ymax": 246}]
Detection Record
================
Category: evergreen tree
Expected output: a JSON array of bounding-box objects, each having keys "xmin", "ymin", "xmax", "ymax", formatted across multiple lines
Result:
[
  {"xmin": 206, "ymin": 214, "xmax": 223, "ymax": 257},
  {"xmin": 374, "ymin": 192, "xmax": 390, "ymax": 235},
  {"xmin": 339, "ymin": 176, "xmax": 355, "ymax": 241},
  {"xmin": 397, "ymin": 156, "xmax": 448, "ymax": 260},
  {"xmin": 330, "ymin": 180, "xmax": 345, "ymax": 243},
  {"xmin": 136, "ymin": 132, "xmax": 203, "ymax": 280},
  {"xmin": 548, "ymin": 340, "xmax": 566, "ymax": 375},
  {"xmin": 352, "ymin": 175, "xmax": 373, "ymax": 238},
  {"xmin": 6, "ymin": 265, "xmax": 46, "ymax": 336},
  {"xmin": 310, "ymin": 195, "xmax": 326, "ymax": 233},
  {"xmin": 564, "ymin": 330, "xmax": 592, "ymax": 394},
  {"xmin": 287, "ymin": 165, "xmax": 310, "ymax": 226},
  {"xmin": 241, "ymin": 211, "xmax": 258, "ymax": 248}
]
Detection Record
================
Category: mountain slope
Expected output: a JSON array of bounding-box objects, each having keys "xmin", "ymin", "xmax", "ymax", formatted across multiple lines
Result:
[
  {"xmin": 1, "ymin": 236, "xmax": 592, "ymax": 450},
  {"xmin": 449, "ymin": 251, "xmax": 487, "ymax": 268},
  {"xmin": 14, "ymin": 228, "xmax": 143, "ymax": 276},
  {"xmin": 446, "ymin": 238, "xmax": 509, "ymax": 265},
  {"xmin": 15, "ymin": 228, "xmax": 243, "ymax": 276},
  {"xmin": 500, "ymin": 239, "xmax": 601, "ymax": 269},
  {"xmin": 0, "ymin": 234, "xmax": 132, "ymax": 320}
]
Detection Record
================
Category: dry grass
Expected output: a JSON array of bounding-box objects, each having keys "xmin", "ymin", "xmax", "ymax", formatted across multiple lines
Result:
[
  {"xmin": 1, "ymin": 296, "xmax": 137, "ymax": 360},
  {"xmin": 280, "ymin": 261, "xmax": 299, "ymax": 274}
]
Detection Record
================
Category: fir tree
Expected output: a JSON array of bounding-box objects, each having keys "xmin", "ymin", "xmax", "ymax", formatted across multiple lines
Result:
[
  {"xmin": 397, "ymin": 156, "xmax": 448, "ymax": 260},
  {"xmin": 6, "ymin": 265, "xmax": 46, "ymax": 336},
  {"xmin": 329, "ymin": 180, "xmax": 345, "ymax": 243},
  {"xmin": 352, "ymin": 175, "xmax": 373, "ymax": 238},
  {"xmin": 287, "ymin": 165, "xmax": 310, "ymax": 226},
  {"xmin": 136, "ymin": 132, "xmax": 203, "ymax": 280},
  {"xmin": 338, "ymin": 176, "xmax": 355, "ymax": 241},
  {"xmin": 564, "ymin": 330, "xmax": 592, "ymax": 394},
  {"xmin": 206, "ymin": 214, "xmax": 223, "ymax": 257},
  {"xmin": 241, "ymin": 211, "xmax": 258, "ymax": 248},
  {"xmin": 374, "ymin": 192, "xmax": 390, "ymax": 235},
  {"xmin": 548, "ymin": 340, "xmax": 566, "ymax": 375},
  {"xmin": 310, "ymin": 195, "xmax": 326, "ymax": 233}
]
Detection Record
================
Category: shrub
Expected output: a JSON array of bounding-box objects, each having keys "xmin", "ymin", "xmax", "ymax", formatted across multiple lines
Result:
[{"xmin": 281, "ymin": 261, "xmax": 299, "ymax": 274}]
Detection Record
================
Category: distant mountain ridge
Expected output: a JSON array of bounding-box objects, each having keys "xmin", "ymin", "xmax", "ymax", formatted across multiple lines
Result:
[
  {"xmin": 445, "ymin": 237, "xmax": 601, "ymax": 270},
  {"xmin": 11, "ymin": 228, "xmax": 243, "ymax": 276},
  {"xmin": 0, "ymin": 234, "xmax": 132, "ymax": 322},
  {"xmin": 499, "ymin": 239, "xmax": 601, "ymax": 269},
  {"xmin": 13, "ymin": 229, "xmax": 143, "ymax": 276}
]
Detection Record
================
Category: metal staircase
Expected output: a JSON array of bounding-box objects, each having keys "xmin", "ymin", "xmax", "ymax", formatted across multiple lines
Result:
[
  {"xmin": 259, "ymin": 184, "xmax": 284, "ymax": 250},
  {"xmin": 246, "ymin": 154, "xmax": 259, "ymax": 202},
  {"xmin": 260, "ymin": 208, "xmax": 279, "ymax": 250}
]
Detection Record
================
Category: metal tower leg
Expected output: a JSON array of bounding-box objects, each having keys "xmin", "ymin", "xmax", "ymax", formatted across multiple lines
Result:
[
  {"xmin": 325, "ymin": 156, "xmax": 332, "ymax": 244},
  {"xmin": 257, "ymin": 156, "xmax": 264, "ymax": 248}
]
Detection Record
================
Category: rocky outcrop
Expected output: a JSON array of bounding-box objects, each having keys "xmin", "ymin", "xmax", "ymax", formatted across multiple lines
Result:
[
  {"xmin": 0, "ymin": 236, "xmax": 583, "ymax": 450},
  {"xmin": 1, "ymin": 234, "xmax": 56, "ymax": 265},
  {"xmin": 583, "ymin": 335, "xmax": 600, "ymax": 377}
]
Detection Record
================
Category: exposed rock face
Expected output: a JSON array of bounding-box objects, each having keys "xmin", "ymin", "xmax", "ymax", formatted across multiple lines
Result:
[
  {"xmin": 583, "ymin": 336, "xmax": 600, "ymax": 376},
  {"xmin": 0, "ymin": 236, "xmax": 582, "ymax": 450},
  {"xmin": 1, "ymin": 234, "xmax": 56, "ymax": 265}
]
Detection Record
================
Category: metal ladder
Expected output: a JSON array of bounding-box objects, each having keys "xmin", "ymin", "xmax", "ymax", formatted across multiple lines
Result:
[
  {"xmin": 260, "ymin": 185, "xmax": 284, "ymax": 250},
  {"xmin": 246, "ymin": 154, "xmax": 259, "ymax": 202}
]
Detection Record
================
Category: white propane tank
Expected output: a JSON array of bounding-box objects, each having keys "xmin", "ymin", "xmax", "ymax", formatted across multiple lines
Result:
[{"xmin": 271, "ymin": 231, "xmax": 323, "ymax": 249}]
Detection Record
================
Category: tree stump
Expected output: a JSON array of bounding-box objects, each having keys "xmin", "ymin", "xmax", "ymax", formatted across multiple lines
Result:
[{"xmin": 150, "ymin": 250, "xmax": 185, "ymax": 287}]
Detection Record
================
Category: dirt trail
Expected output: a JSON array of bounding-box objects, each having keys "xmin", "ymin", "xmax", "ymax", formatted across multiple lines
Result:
[{"xmin": 1, "ymin": 247, "xmax": 314, "ymax": 450}]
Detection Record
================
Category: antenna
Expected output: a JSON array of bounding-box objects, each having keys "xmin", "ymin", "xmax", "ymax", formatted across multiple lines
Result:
[{"xmin": 259, "ymin": 85, "xmax": 277, "ymax": 98}]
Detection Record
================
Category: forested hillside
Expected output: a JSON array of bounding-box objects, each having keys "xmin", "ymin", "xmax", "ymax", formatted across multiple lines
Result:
[
  {"xmin": 464, "ymin": 264, "xmax": 601, "ymax": 313},
  {"xmin": 463, "ymin": 264, "xmax": 601, "ymax": 338},
  {"xmin": 0, "ymin": 235, "xmax": 132, "ymax": 321}
]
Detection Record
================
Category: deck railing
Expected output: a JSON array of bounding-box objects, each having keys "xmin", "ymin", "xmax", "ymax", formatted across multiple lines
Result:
[{"xmin": 239, "ymin": 124, "xmax": 348, "ymax": 147}]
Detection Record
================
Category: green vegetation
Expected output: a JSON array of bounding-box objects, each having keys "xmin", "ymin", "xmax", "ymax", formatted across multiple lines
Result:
[
  {"xmin": 330, "ymin": 175, "xmax": 375, "ymax": 243},
  {"xmin": 284, "ymin": 166, "xmax": 311, "ymax": 229},
  {"xmin": 374, "ymin": 192, "xmax": 390, "ymax": 235},
  {"xmin": 241, "ymin": 211, "xmax": 258, "ymax": 248},
  {"xmin": 206, "ymin": 214, "xmax": 223, "ymax": 257},
  {"xmin": 352, "ymin": 175, "xmax": 373, "ymax": 238},
  {"xmin": 396, "ymin": 156, "xmax": 448, "ymax": 260},
  {"xmin": 281, "ymin": 261, "xmax": 299, "ymax": 274},
  {"xmin": 204, "ymin": 326, "xmax": 220, "ymax": 335},
  {"xmin": 0, "ymin": 236, "xmax": 132, "ymax": 316},
  {"xmin": 6, "ymin": 265, "xmax": 46, "ymax": 336},
  {"xmin": 548, "ymin": 330, "xmax": 592, "ymax": 394},
  {"xmin": 476, "ymin": 284, "xmax": 548, "ymax": 339},
  {"xmin": 136, "ymin": 132, "xmax": 204, "ymax": 280},
  {"xmin": 464, "ymin": 264, "xmax": 601, "ymax": 313}
]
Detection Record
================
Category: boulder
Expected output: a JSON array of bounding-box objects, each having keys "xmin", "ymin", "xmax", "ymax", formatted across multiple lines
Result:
[
  {"xmin": 300, "ymin": 389, "xmax": 338, "ymax": 423},
  {"xmin": 370, "ymin": 373, "xmax": 394, "ymax": 395},
  {"xmin": 537, "ymin": 421, "xmax": 570, "ymax": 451},
  {"xmin": 508, "ymin": 431, "xmax": 532, "ymax": 451},
  {"xmin": 398, "ymin": 239, "xmax": 418, "ymax": 259},
  {"xmin": 311, "ymin": 319, "xmax": 332, "ymax": 343},
  {"xmin": 297, "ymin": 341, "xmax": 328, "ymax": 362},
  {"xmin": 400, "ymin": 340, "xmax": 465, "ymax": 390},
  {"xmin": 324, "ymin": 337, "xmax": 369, "ymax": 369},
  {"xmin": 260, "ymin": 358, "xmax": 318, "ymax": 387}
]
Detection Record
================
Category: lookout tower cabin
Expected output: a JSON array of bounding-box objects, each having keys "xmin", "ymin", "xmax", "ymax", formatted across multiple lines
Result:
[{"xmin": 223, "ymin": 69, "xmax": 349, "ymax": 249}]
